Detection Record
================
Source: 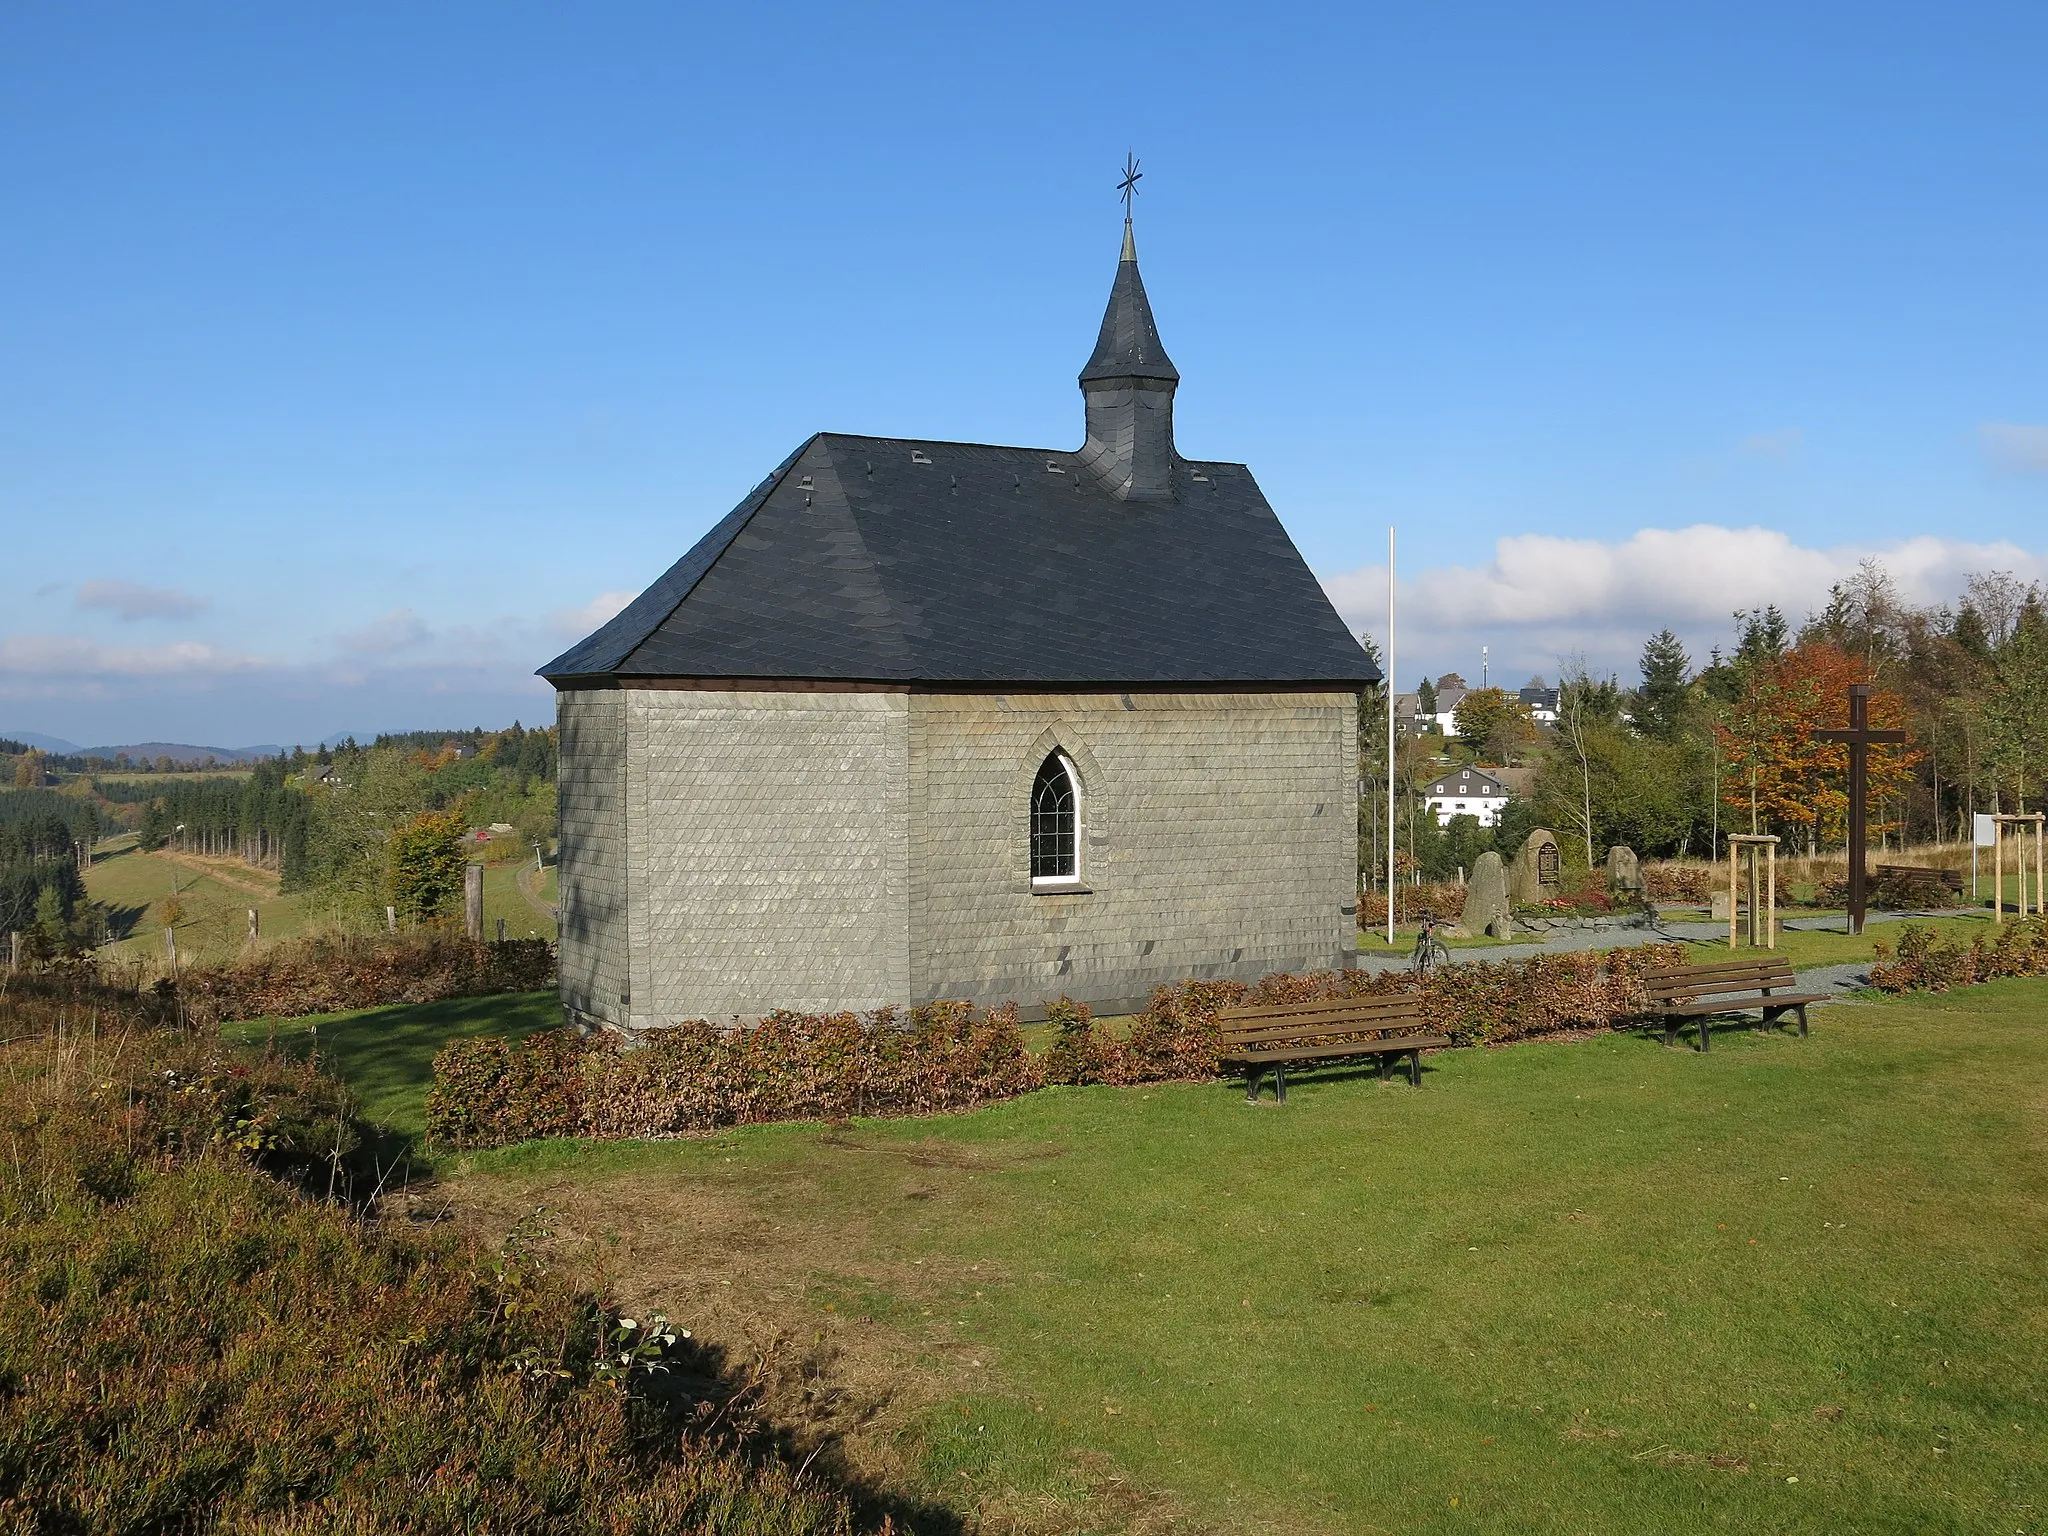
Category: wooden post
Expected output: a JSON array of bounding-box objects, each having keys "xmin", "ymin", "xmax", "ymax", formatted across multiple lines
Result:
[
  {"xmin": 1747, "ymin": 846, "xmax": 1761, "ymax": 947},
  {"xmin": 1766, "ymin": 842, "xmax": 1776, "ymax": 950},
  {"xmin": 385, "ymin": 904, "xmax": 397, "ymax": 934},
  {"xmin": 464, "ymin": 863, "xmax": 484, "ymax": 941},
  {"xmin": 1728, "ymin": 841, "xmax": 1738, "ymax": 949},
  {"xmin": 1995, "ymin": 820, "xmax": 2004, "ymax": 924},
  {"xmin": 6, "ymin": 931, "xmax": 16, "ymax": 971},
  {"xmin": 247, "ymin": 908, "xmax": 259, "ymax": 943},
  {"xmin": 496, "ymin": 917, "xmax": 506, "ymax": 943},
  {"xmin": 164, "ymin": 927, "xmax": 177, "ymax": 970}
]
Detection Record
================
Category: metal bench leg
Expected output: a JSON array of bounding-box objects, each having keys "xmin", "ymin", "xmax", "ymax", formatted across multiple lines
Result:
[
  {"xmin": 1244, "ymin": 1068, "xmax": 1262, "ymax": 1104},
  {"xmin": 1795, "ymin": 1004, "xmax": 1808, "ymax": 1038},
  {"xmin": 1377, "ymin": 1053, "xmax": 1389, "ymax": 1081},
  {"xmin": 1274, "ymin": 1065, "xmax": 1287, "ymax": 1103},
  {"xmin": 1408, "ymin": 1049, "xmax": 1421, "ymax": 1087},
  {"xmin": 1698, "ymin": 1016, "xmax": 1710, "ymax": 1053},
  {"xmin": 1663, "ymin": 1020, "xmax": 1676, "ymax": 1049}
]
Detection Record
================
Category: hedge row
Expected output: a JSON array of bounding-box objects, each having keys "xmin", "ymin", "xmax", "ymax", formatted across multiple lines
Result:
[
  {"xmin": 1869, "ymin": 917, "xmax": 2048, "ymax": 993},
  {"xmin": 7, "ymin": 932, "xmax": 556, "ymax": 1028},
  {"xmin": 426, "ymin": 946, "xmax": 1682, "ymax": 1150}
]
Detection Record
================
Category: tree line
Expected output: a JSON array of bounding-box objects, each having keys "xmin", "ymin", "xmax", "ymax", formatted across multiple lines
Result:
[{"xmin": 1360, "ymin": 563, "xmax": 2047, "ymax": 882}]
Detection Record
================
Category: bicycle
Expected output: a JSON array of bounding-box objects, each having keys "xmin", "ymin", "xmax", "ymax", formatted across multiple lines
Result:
[{"xmin": 1410, "ymin": 913, "xmax": 1452, "ymax": 975}]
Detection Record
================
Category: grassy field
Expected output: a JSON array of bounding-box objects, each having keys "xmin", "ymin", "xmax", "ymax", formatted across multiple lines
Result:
[
  {"xmin": 287, "ymin": 977, "xmax": 2048, "ymax": 1533},
  {"xmin": 85, "ymin": 840, "xmax": 557, "ymax": 966},
  {"xmin": 84, "ymin": 839, "xmax": 315, "ymax": 963}
]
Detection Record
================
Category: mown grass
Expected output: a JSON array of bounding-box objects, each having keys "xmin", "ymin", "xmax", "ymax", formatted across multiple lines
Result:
[
  {"xmin": 223, "ymin": 990, "xmax": 560, "ymax": 1138},
  {"xmin": 422, "ymin": 980, "xmax": 2048, "ymax": 1534}
]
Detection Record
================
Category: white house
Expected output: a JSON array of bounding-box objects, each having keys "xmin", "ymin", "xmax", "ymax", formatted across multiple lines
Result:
[{"xmin": 1422, "ymin": 765, "xmax": 1510, "ymax": 827}]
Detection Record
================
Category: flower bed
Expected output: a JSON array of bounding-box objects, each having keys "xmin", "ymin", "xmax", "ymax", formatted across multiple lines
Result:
[{"xmin": 426, "ymin": 946, "xmax": 1685, "ymax": 1150}]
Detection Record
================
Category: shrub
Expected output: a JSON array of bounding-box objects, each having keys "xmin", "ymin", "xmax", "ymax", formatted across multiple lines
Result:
[
  {"xmin": 1870, "ymin": 917, "xmax": 2048, "ymax": 993},
  {"xmin": 1357, "ymin": 882, "xmax": 1468, "ymax": 928},
  {"xmin": 0, "ymin": 1002, "xmax": 871, "ymax": 1533},
  {"xmin": 1642, "ymin": 863, "xmax": 1713, "ymax": 903},
  {"xmin": 26, "ymin": 930, "xmax": 557, "ymax": 1027},
  {"xmin": 429, "ymin": 947, "xmax": 1685, "ymax": 1150}
]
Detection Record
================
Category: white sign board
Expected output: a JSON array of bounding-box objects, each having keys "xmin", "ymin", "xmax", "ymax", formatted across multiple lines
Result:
[{"xmin": 1974, "ymin": 813, "xmax": 1998, "ymax": 847}]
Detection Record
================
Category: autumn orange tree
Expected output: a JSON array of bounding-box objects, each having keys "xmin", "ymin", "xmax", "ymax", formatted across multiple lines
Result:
[{"xmin": 1714, "ymin": 642, "xmax": 1919, "ymax": 850}]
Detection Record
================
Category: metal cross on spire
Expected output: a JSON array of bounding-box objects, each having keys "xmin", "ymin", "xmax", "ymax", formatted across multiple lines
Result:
[{"xmin": 1118, "ymin": 151, "xmax": 1142, "ymax": 219}]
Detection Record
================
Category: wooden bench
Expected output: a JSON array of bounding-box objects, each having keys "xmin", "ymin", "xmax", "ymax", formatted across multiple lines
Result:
[
  {"xmin": 1641, "ymin": 955, "xmax": 1828, "ymax": 1051},
  {"xmin": 1875, "ymin": 864, "xmax": 1964, "ymax": 900},
  {"xmin": 1217, "ymin": 994, "xmax": 1450, "ymax": 1102}
]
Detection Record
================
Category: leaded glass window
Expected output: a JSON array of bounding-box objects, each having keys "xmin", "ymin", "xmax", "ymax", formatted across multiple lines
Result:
[{"xmin": 1030, "ymin": 752, "xmax": 1079, "ymax": 883}]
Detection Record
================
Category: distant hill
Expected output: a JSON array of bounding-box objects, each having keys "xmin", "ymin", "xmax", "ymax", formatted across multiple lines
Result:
[
  {"xmin": 79, "ymin": 742, "xmax": 284, "ymax": 765},
  {"xmin": 0, "ymin": 732, "xmax": 82, "ymax": 754}
]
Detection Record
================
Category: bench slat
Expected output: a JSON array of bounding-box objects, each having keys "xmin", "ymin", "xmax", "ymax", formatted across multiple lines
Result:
[
  {"xmin": 1220, "ymin": 1035, "xmax": 1451, "ymax": 1065},
  {"xmin": 1220, "ymin": 997, "xmax": 1421, "ymax": 1023},
  {"xmin": 1655, "ymin": 991, "xmax": 1828, "ymax": 1017}
]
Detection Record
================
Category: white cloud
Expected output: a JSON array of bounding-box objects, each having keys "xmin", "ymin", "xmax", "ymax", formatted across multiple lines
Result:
[
  {"xmin": 548, "ymin": 589, "xmax": 637, "ymax": 638},
  {"xmin": 1322, "ymin": 525, "xmax": 2048, "ymax": 686},
  {"xmin": 1980, "ymin": 422, "xmax": 2048, "ymax": 473},
  {"xmin": 74, "ymin": 579, "xmax": 211, "ymax": 622},
  {"xmin": 0, "ymin": 635, "xmax": 267, "ymax": 680},
  {"xmin": 338, "ymin": 608, "xmax": 431, "ymax": 655}
]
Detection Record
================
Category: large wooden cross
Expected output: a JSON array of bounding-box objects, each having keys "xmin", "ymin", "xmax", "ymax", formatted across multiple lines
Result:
[{"xmin": 1814, "ymin": 683, "xmax": 1906, "ymax": 935}]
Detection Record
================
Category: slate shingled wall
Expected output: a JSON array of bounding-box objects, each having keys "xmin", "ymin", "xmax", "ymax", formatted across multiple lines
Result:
[
  {"xmin": 624, "ymin": 689, "xmax": 911, "ymax": 1025},
  {"xmin": 909, "ymin": 691, "xmax": 1356, "ymax": 1014},
  {"xmin": 564, "ymin": 686, "xmax": 1356, "ymax": 1027},
  {"xmin": 556, "ymin": 689, "xmax": 629, "ymax": 1026}
]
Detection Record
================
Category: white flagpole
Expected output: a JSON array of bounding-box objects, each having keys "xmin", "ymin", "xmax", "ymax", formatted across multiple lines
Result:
[{"xmin": 1386, "ymin": 525, "xmax": 1397, "ymax": 946}]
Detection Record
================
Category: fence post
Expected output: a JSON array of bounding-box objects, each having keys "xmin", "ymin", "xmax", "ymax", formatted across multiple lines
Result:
[
  {"xmin": 465, "ymin": 863, "xmax": 484, "ymax": 941},
  {"xmin": 248, "ymin": 908, "xmax": 259, "ymax": 943},
  {"xmin": 6, "ymin": 931, "xmax": 16, "ymax": 971},
  {"xmin": 385, "ymin": 905, "xmax": 397, "ymax": 934},
  {"xmin": 165, "ymin": 927, "xmax": 177, "ymax": 971}
]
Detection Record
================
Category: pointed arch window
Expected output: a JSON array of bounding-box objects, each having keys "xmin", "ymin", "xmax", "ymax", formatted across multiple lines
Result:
[{"xmin": 1030, "ymin": 751, "xmax": 1081, "ymax": 885}]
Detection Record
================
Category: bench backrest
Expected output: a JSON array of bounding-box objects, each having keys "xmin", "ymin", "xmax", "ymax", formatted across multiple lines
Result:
[
  {"xmin": 1644, "ymin": 955, "xmax": 1799, "ymax": 1004},
  {"xmin": 1876, "ymin": 864, "xmax": 1962, "ymax": 886},
  {"xmin": 1216, "ymin": 993, "xmax": 1428, "ymax": 1048}
]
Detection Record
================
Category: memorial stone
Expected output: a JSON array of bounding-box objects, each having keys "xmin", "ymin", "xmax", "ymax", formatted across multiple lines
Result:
[
  {"xmin": 1606, "ymin": 845, "xmax": 1642, "ymax": 893},
  {"xmin": 1509, "ymin": 828, "xmax": 1563, "ymax": 906},
  {"xmin": 1460, "ymin": 850, "xmax": 1513, "ymax": 939}
]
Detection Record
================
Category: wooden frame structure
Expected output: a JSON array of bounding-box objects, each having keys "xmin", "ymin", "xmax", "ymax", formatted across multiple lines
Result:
[
  {"xmin": 1726, "ymin": 833, "xmax": 1779, "ymax": 949},
  {"xmin": 1990, "ymin": 812, "xmax": 2046, "ymax": 923}
]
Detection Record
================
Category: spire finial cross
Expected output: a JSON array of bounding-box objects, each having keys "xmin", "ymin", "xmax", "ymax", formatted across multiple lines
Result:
[{"xmin": 1118, "ymin": 151, "xmax": 1142, "ymax": 220}]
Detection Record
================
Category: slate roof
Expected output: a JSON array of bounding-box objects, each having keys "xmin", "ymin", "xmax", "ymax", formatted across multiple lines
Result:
[
  {"xmin": 1424, "ymin": 767, "xmax": 1508, "ymax": 799},
  {"xmin": 1079, "ymin": 222, "xmax": 1179, "ymax": 386},
  {"xmin": 541, "ymin": 434, "xmax": 1376, "ymax": 687}
]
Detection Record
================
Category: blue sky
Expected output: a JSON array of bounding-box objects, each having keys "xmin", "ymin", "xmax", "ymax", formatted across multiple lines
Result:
[{"xmin": 4, "ymin": 2, "xmax": 2046, "ymax": 746}]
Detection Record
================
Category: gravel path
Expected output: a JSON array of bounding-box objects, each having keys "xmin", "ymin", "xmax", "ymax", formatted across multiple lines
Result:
[{"xmin": 1349, "ymin": 906, "xmax": 1981, "ymax": 991}]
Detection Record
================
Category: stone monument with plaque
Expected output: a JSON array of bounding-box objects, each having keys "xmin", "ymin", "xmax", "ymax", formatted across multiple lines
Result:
[{"xmin": 1509, "ymin": 828, "xmax": 1563, "ymax": 906}]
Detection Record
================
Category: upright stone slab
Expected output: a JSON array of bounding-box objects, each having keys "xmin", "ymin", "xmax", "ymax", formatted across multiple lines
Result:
[
  {"xmin": 1606, "ymin": 845, "xmax": 1642, "ymax": 894},
  {"xmin": 1508, "ymin": 828, "xmax": 1562, "ymax": 906},
  {"xmin": 1460, "ymin": 850, "xmax": 1513, "ymax": 939}
]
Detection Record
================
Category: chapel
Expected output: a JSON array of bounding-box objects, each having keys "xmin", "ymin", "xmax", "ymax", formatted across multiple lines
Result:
[{"xmin": 541, "ymin": 215, "xmax": 1378, "ymax": 1029}]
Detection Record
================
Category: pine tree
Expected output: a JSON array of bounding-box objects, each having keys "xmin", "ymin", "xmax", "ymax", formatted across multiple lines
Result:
[{"xmin": 1631, "ymin": 629, "xmax": 1693, "ymax": 741}]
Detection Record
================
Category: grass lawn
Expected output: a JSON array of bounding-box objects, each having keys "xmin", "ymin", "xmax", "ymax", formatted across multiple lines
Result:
[
  {"xmin": 223, "ymin": 991, "xmax": 559, "ymax": 1137},
  {"xmin": 309, "ymin": 978, "xmax": 2048, "ymax": 1533}
]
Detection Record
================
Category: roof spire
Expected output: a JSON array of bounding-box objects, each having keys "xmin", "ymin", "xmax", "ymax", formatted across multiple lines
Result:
[{"xmin": 1077, "ymin": 155, "xmax": 1179, "ymax": 502}]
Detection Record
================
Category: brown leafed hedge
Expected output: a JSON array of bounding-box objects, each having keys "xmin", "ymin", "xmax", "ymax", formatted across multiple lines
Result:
[
  {"xmin": 1869, "ymin": 916, "xmax": 2048, "ymax": 993},
  {"xmin": 427, "ymin": 947, "xmax": 1683, "ymax": 1150},
  {"xmin": 9, "ymin": 931, "xmax": 555, "ymax": 1029}
]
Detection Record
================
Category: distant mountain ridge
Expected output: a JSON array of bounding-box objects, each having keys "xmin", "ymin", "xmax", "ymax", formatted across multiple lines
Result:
[
  {"xmin": 85, "ymin": 742, "xmax": 284, "ymax": 764},
  {"xmin": 1, "ymin": 733, "xmax": 282, "ymax": 765}
]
